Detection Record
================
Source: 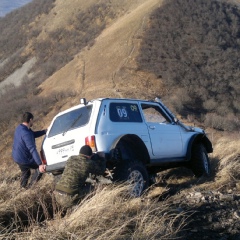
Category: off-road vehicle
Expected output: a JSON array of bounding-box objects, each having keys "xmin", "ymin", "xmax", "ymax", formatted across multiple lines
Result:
[{"xmin": 41, "ymin": 97, "xmax": 213, "ymax": 196}]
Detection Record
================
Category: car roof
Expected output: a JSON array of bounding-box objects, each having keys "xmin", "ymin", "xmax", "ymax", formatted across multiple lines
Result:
[
  {"xmin": 55, "ymin": 97, "xmax": 159, "ymax": 117},
  {"xmin": 88, "ymin": 97, "xmax": 155, "ymax": 103}
]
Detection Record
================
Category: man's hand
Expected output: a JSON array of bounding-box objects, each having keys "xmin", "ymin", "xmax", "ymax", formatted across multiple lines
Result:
[{"xmin": 39, "ymin": 164, "xmax": 46, "ymax": 173}]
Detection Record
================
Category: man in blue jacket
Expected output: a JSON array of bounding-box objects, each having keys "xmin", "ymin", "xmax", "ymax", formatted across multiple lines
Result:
[{"xmin": 12, "ymin": 112, "xmax": 47, "ymax": 188}]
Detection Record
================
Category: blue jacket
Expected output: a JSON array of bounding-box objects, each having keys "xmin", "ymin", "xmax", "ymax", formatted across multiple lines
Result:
[{"xmin": 12, "ymin": 124, "xmax": 46, "ymax": 166}]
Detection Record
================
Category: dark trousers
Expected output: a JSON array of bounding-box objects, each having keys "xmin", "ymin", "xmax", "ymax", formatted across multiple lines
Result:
[{"xmin": 17, "ymin": 162, "xmax": 43, "ymax": 188}]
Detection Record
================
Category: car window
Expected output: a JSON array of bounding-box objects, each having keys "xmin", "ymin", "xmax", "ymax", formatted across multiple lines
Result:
[
  {"xmin": 141, "ymin": 104, "xmax": 170, "ymax": 123},
  {"xmin": 109, "ymin": 102, "xmax": 142, "ymax": 122},
  {"xmin": 48, "ymin": 105, "xmax": 92, "ymax": 137}
]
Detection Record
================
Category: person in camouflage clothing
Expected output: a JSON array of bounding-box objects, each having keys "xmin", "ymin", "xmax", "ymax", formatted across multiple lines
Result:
[{"xmin": 54, "ymin": 145, "xmax": 106, "ymax": 209}]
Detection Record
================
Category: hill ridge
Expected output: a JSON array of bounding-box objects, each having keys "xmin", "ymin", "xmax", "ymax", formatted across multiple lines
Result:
[{"xmin": 39, "ymin": 0, "xmax": 163, "ymax": 108}]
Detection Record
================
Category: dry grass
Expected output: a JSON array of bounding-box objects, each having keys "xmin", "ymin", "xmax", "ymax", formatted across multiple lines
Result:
[
  {"xmin": 0, "ymin": 0, "xmax": 239, "ymax": 238},
  {"xmin": 55, "ymin": 185, "xmax": 186, "ymax": 240},
  {"xmin": 213, "ymin": 135, "xmax": 240, "ymax": 183},
  {"xmin": 0, "ymin": 172, "xmax": 55, "ymax": 237},
  {"xmin": 0, "ymin": 179, "xmax": 187, "ymax": 240},
  {"xmin": 0, "ymin": 134, "xmax": 239, "ymax": 239}
]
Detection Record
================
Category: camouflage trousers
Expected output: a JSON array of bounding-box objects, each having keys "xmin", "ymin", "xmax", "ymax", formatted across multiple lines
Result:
[
  {"xmin": 54, "ymin": 191, "xmax": 79, "ymax": 209},
  {"xmin": 54, "ymin": 183, "xmax": 92, "ymax": 209}
]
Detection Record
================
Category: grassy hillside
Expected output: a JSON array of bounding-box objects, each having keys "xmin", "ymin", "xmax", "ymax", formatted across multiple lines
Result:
[
  {"xmin": 0, "ymin": 136, "xmax": 239, "ymax": 239},
  {"xmin": 1, "ymin": 0, "xmax": 240, "ymax": 133},
  {"xmin": 0, "ymin": 0, "xmax": 239, "ymax": 239},
  {"xmin": 137, "ymin": 0, "xmax": 240, "ymax": 131}
]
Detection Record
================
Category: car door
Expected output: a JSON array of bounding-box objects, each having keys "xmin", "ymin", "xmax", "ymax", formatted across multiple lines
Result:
[{"xmin": 140, "ymin": 103, "xmax": 184, "ymax": 158}]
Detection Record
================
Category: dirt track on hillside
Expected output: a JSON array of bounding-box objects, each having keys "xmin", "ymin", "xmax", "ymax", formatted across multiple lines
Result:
[{"xmin": 39, "ymin": 0, "xmax": 164, "ymax": 106}]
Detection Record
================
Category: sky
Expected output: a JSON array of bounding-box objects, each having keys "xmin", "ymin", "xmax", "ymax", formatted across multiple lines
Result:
[{"xmin": 0, "ymin": 0, "xmax": 33, "ymax": 17}]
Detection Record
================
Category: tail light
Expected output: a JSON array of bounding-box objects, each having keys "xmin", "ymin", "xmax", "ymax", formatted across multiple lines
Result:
[
  {"xmin": 40, "ymin": 149, "xmax": 47, "ymax": 165},
  {"xmin": 85, "ymin": 135, "xmax": 97, "ymax": 152}
]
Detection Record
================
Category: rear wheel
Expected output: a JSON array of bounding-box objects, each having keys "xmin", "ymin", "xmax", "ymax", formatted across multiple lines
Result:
[
  {"xmin": 113, "ymin": 160, "xmax": 149, "ymax": 197},
  {"xmin": 190, "ymin": 144, "xmax": 210, "ymax": 177}
]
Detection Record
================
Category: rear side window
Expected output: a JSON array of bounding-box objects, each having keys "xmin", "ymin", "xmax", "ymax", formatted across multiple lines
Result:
[
  {"xmin": 48, "ymin": 105, "xmax": 92, "ymax": 137},
  {"xmin": 109, "ymin": 103, "xmax": 142, "ymax": 122}
]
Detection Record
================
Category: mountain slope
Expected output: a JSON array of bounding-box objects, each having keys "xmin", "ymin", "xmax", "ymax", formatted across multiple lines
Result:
[
  {"xmin": 0, "ymin": 0, "xmax": 240, "ymax": 239},
  {"xmin": 38, "ymin": 0, "xmax": 164, "ymax": 104},
  {"xmin": 1, "ymin": 0, "xmax": 240, "ymax": 132}
]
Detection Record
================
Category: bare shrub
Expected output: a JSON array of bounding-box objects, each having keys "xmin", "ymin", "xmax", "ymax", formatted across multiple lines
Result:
[
  {"xmin": 15, "ymin": 2, "xmax": 117, "ymax": 92},
  {"xmin": 167, "ymin": 88, "xmax": 196, "ymax": 116},
  {"xmin": 0, "ymin": 1, "xmax": 123, "ymax": 138},
  {"xmin": 203, "ymin": 99, "xmax": 218, "ymax": 112},
  {"xmin": 204, "ymin": 113, "xmax": 240, "ymax": 131},
  {"xmin": 0, "ymin": 0, "xmax": 55, "ymax": 59},
  {"xmin": 0, "ymin": 78, "xmax": 74, "ymax": 138},
  {"xmin": 204, "ymin": 113, "xmax": 225, "ymax": 130},
  {"xmin": 137, "ymin": 0, "xmax": 240, "ymax": 131}
]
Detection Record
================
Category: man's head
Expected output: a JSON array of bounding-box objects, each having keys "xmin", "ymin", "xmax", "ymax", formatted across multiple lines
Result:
[
  {"xmin": 22, "ymin": 112, "xmax": 34, "ymax": 127},
  {"xmin": 79, "ymin": 145, "xmax": 93, "ymax": 158}
]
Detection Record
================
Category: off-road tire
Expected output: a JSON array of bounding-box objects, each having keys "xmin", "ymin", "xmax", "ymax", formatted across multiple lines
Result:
[
  {"xmin": 113, "ymin": 160, "xmax": 149, "ymax": 197},
  {"xmin": 190, "ymin": 144, "xmax": 211, "ymax": 177}
]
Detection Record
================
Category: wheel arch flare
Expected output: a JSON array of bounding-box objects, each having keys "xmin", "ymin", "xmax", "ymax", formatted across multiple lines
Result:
[{"xmin": 187, "ymin": 133, "xmax": 213, "ymax": 161}]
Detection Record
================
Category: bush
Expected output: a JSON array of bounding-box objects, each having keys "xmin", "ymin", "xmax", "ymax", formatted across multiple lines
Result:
[
  {"xmin": 0, "ymin": 0, "xmax": 55, "ymax": 59},
  {"xmin": 137, "ymin": 0, "xmax": 240, "ymax": 131},
  {"xmin": 204, "ymin": 113, "xmax": 240, "ymax": 131},
  {"xmin": 0, "ymin": 1, "xmax": 122, "ymax": 137}
]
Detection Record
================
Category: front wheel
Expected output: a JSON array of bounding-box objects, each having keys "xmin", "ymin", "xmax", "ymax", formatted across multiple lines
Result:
[
  {"xmin": 113, "ymin": 161, "xmax": 149, "ymax": 197},
  {"xmin": 190, "ymin": 144, "xmax": 211, "ymax": 177}
]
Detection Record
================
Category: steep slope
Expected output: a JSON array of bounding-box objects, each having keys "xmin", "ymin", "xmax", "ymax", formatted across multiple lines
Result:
[
  {"xmin": 38, "ymin": 0, "xmax": 164, "ymax": 107},
  {"xmin": 0, "ymin": 1, "xmax": 239, "ymax": 239}
]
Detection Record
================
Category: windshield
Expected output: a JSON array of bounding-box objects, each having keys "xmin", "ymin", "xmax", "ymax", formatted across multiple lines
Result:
[{"xmin": 48, "ymin": 105, "xmax": 92, "ymax": 137}]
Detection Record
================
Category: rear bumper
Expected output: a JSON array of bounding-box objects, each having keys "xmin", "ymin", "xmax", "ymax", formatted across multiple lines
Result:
[
  {"xmin": 45, "ymin": 150, "xmax": 118, "ymax": 173},
  {"xmin": 46, "ymin": 161, "xmax": 67, "ymax": 172}
]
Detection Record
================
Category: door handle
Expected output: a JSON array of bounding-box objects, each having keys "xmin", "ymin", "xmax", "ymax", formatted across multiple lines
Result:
[{"xmin": 149, "ymin": 125, "xmax": 155, "ymax": 130}]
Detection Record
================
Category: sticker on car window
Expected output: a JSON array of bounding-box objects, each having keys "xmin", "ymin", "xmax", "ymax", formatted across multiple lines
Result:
[
  {"xmin": 117, "ymin": 106, "xmax": 128, "ymax": 118},
  {"xmin": 110, "ymin": 103, "xmax": 142, "ymax": 122},
  {"xmin": 130, "ymin": 105, "xmax": 138, "ymax": 112}
]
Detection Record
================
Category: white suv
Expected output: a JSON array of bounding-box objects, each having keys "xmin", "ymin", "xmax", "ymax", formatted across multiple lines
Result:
[{"xmin": 41, "ymin": 97, "xmax": 213, "ymax": 196}]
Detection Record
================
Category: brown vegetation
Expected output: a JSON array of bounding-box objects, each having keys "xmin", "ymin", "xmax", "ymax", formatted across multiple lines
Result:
[
  {"xmin": 0, "ymin": 0, "xmax": 239, "ymax": 239},
  {"xmin": 0, "ymin": 140, "xmax": 239, "ymax": 239},
  {"xmin": 0, "ymin": 0, "xmax": 55, "ymax": 82},
  {"xmin": 0, "ymin": 163, "xmax": 188, "ymax": 239},
  {"xmin": 137, "ymin": 0, "xmax": 240, "ymax": 131}
]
